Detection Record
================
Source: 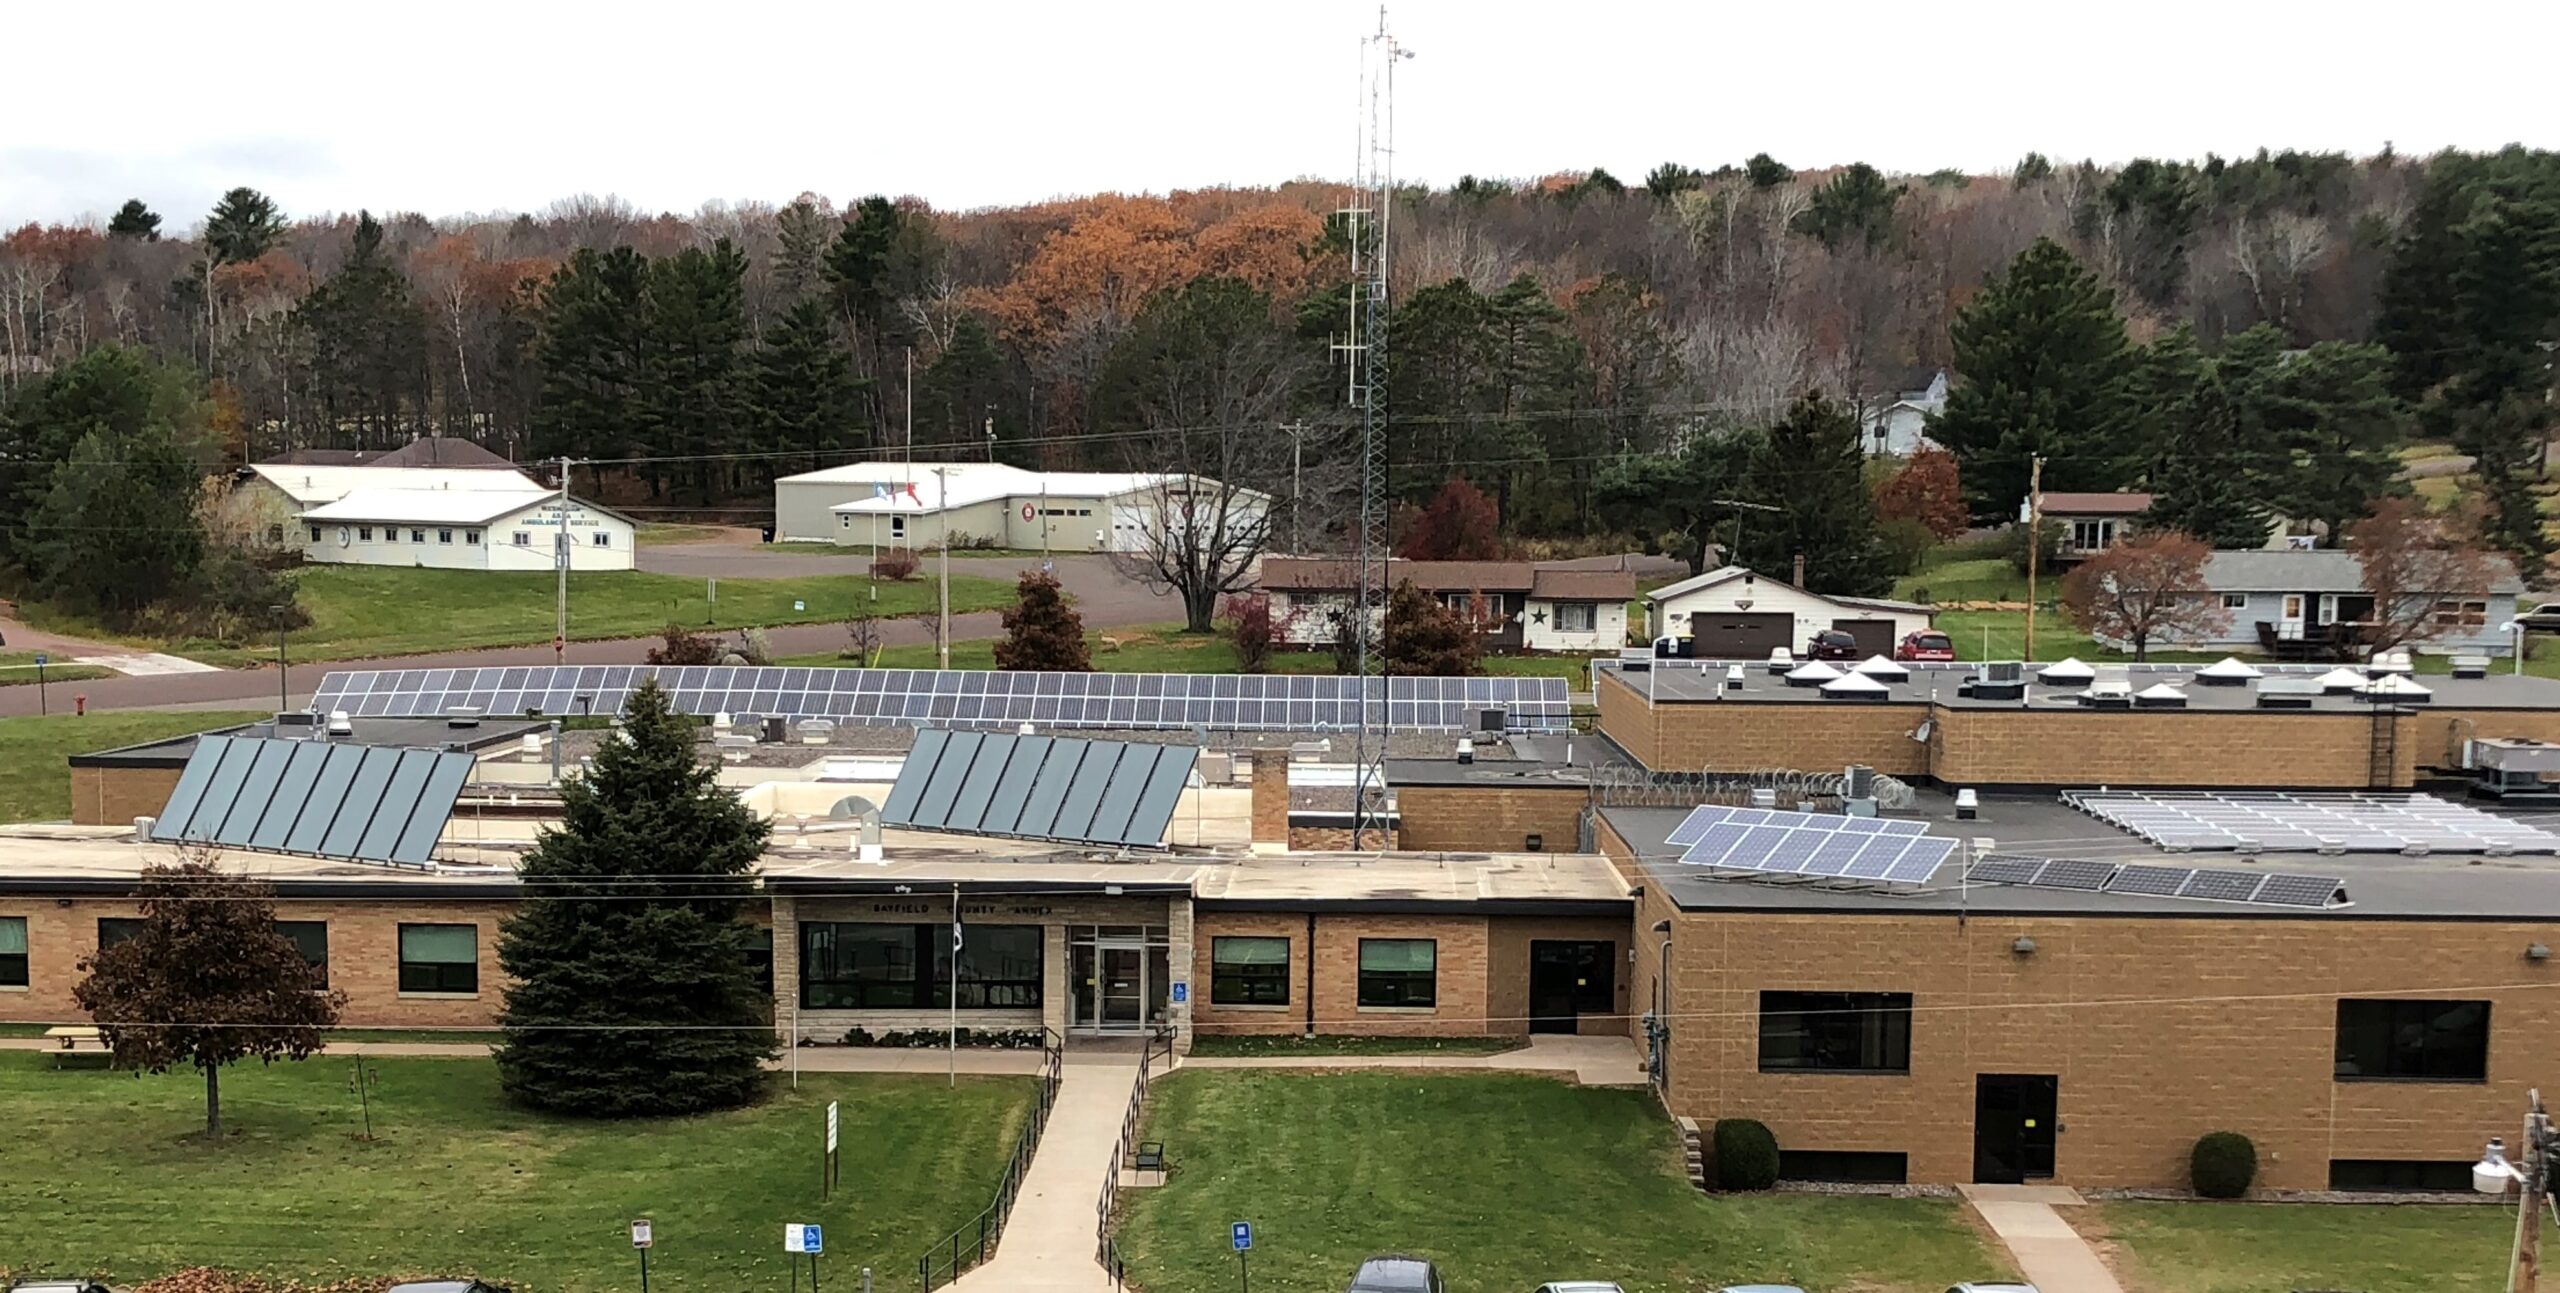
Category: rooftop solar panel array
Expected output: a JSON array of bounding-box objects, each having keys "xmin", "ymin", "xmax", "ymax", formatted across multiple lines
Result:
[
  {"xmin": 882, "ymin": 728, "xmax": 1198, "ymax": 848},
  {"xmin": 1663, "ymin": 804, "xmax": 1950, "ymax": 884},
  {"xmin": 2062, "ymin": 789, "xmax": 2560, "ymax": 855},
  {"xmin": 1963, "ymin": 854, "xmax": 2350, "ymax": 909},
  {"xmin": 151, "ymin": 734, "xmax": 472, "ymax": 867},
  {"xmin": 308, "ymin": 666, "xmax": 1570, "ymax": 734}
]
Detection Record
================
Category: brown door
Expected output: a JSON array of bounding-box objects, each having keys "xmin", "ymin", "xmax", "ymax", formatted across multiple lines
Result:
[
  {"xmin": 1688, "ymin": 612, "xmax": 1792, "ymax": 657},
  {"xmin": 1831, "ymin": 619, "xmax": 1896, "ymax": 656}
]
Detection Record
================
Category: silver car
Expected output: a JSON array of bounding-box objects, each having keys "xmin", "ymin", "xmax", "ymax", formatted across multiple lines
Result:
[{"xmin": 1536, "ymin": 1284, "xmax": 1630, "ymax": 1293}]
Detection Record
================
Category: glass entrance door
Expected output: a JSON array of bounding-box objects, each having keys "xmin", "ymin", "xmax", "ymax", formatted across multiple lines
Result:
[{"xmin": 1101, "ymin": 945, "xmax": 1146, "ymax": 1029}]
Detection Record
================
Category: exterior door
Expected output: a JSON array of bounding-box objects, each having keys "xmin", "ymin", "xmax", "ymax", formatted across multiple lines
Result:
[
  {"xmin": 2279, "ymin": 594, "xmax": 2307, "ymax": 640},
  {"xmin": 1973, "ymin": 1074, "xmax": 2059, "ymax": 1183},
  {"xmin": 1100, "ymin": 945, "xmax": 1146, "ymax": 1029},
  {"xmin": 1829, "ymin": 618, "xmax": 1896, "ymax": 657},
  {"xmin": 1527, "ymin": 940, "xmax": 1614, "ymax": 1034}
]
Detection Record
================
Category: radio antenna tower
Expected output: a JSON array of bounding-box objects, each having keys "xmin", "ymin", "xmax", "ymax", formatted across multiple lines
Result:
[{"xmin": 1339, "ymin": 8, "xmax": 1410, "ymax": 850}]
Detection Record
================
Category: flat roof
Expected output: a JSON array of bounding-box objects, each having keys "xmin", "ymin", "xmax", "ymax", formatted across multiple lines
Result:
[
  {"xmin": 0, "ymin": 828, "xmax": 1627, "ymax": 913},
  {"xmin": 71, "ymin": 716, "xmax": 553, "ymax": 768},
  {"xmin": 1382, "ymin": 756, "xmax": 1591, "ymax": 789},
  {"xmin": 1603, "ymin": 791, "xmax": 2560, "ymax": 920},
  {"xmin": 1602, "ymin": 660, "xmax": 2560, "ymax": 713}
]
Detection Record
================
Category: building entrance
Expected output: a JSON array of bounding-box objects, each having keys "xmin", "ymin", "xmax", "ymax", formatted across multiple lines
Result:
[{"xmin": 1973, "ymin": 1073, "xmax": 2059, "ymax": 1183}]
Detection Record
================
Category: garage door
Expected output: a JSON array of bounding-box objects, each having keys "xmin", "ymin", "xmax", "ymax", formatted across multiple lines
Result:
[
  {"xmin": 1687, "ymin": 612, "xmax": 1793, "ymax": 657},
  {"xmin": 1831, "ymin": 618, "xmax": 1897, "ymax": 656}
]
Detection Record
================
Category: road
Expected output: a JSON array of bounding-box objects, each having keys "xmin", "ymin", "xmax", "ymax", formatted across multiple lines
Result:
[{"xmin": 0, "ymin": 546, "xmax": 1181, "ymax": 717}]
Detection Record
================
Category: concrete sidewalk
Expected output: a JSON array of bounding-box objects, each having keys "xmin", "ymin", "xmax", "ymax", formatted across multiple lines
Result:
[
  {"xmin": 1180, "ymin": 1034, "xmax": 1646, "ymax": 1087},
  {"xmin": 950, "ymin": 1044, "xmax": 1154, "ymax": 1293},
  {"xmin": 1959, "ymin": 1184, "xmax": 2126, "ymax": 1293}
]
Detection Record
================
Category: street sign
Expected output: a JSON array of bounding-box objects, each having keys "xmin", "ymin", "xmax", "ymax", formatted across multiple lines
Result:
[
  {"xmin": 826, "ymin": 1100, "xmax": 840, "ymax": 1152},
  {"xmin": 794, "ymin": 599, "xmax": 807, "ymax": 612},
  {"xmin": 631, "ymin": 1219, "xmax": 653, "ymax": 1249},
  {"xmin": 31, "ymin": 653, "xmax": 44, "ymax": 666},
  {"xmin": 785, "ymin": 1223, "xmax": 824, "ymax": 1254},
  {"xmin": 1231, "ymin": 1221, "xmax": 1253, "ymax": 1252},
  {"xmin": 1171, "ymin": 981, "xmax": 1189, "ymax": 1004}
]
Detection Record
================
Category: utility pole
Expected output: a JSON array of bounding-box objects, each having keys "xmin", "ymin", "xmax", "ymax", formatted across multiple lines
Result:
[
  {"xmin": 985, "ymin": 414, "xmax": 997, "ymax": 463},
  {"xmin": 935, "ymin": 467, "xmax": 952, "ymax": 669},
  {"xmin": 2023, "ymin": 454, "xmax": 2046, "ymax": 663},
  {"xmin": 273, "ymin": 606, "xmax": 290, "ymax": 715},
  {"xmin": 903, "ymin": 349, "xmax": 915, "ymax": 466},
  {"xmin": 554, "ymin": 456, "xmax": 574, "ymax": 664}
]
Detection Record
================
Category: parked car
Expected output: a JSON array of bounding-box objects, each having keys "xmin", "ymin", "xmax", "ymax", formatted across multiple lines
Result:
[
  {"xmin": 1944, "ymin": 1284, "xmax": 2040, "ymax": 1293},
  {"xmin": 2516, "ymin": 605, "xmax": 2560, "ymax": 634},
  {"xmin": 1348, "ymin": 1256, "xmax": 1445, "ymax": 1293},
  {"xmin": 1804, "ymin": 629, "xmax": 1861, "ymax": 661},
  {"xmin": 7, "ymin": 1280, "xmax": 121, "ymax": 1293},
  {"xmin": 1716, "ymin": 1286, "xmax": 1808, "ymax": 1293},
  {"xmin": 1896, "ymin": 629, "xmax": 1956, "ymax": 662},
  {"xmin": 1535, "ymin": 1284, "xmax": 1629, "ymax": 1293}
]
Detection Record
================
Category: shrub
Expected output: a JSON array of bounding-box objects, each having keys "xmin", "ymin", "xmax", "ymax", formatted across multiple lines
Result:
[
  {"xmin": 994, "ymin": 570, "xmax": 1091, "ymax": 672},
  {"xmin": 2190, "ymin": 1131, "xmax": 2257, "ymax": 1198},
  {"xmin": 1712, "ymin": 1118, "xmax": 1780, "ymax": 1191},
  {"xmin": 734, "ymin": 627, "xmax": 775, "ymax": 667},
  {"xmin": 1877, "ymin": 516, "xmax": 1937, "ymax": 578},
  {"xmin": 1223, "ymin": 592, "xmax": 1275, "ymax": 674},
  {"xmin": 871, "ymin": 546, "xmax": 921, "ymax": 581},
  {"xmin": 645, "ymin": 622, "xmax": 723, "ymax": 665},
  {"xmin": 2004, "ymin": 517, "xmax": 2064, "ymax": 577}
]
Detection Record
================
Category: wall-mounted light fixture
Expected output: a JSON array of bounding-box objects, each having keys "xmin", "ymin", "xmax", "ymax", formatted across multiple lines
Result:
[
  {"xmin": 2530, "ymin": 943, "xmax": 2551, "ymax": 962},
  {"xmin": 2011, "ymin": 936, "xmax": 2038, "ymax": 956}
]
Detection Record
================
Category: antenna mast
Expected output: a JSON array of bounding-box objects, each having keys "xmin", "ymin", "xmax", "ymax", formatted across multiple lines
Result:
[{"xmin": 1338, "ymin": 7, "xmax": 1409, "ymax": 850}]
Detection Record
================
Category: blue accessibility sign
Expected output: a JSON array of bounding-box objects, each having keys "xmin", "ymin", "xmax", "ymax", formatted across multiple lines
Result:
[{"xmin": 1231, "ymin": 1221, "xmax": 1253, "ymax": 1252}]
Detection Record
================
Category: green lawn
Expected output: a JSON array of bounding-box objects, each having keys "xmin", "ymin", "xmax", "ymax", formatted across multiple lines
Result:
[
  {"xmin": 1892, "ymin": 555, "xmax": 2032, "ymax": 605},
  {"xmin": 634, "ymin": 523, "xmax": 736, "ymax": 546},
  {"xmin": 22, "ymin": 567, "xmax": 1017, "ymax": 666},
  {"xmin": 0, "ymin": 1053, "xmax": 1035, "ymax": 1291},
  {"xmin": 1115, "ymin": 1072, "xmax": 2010, "ymax": 1293},
  {"xmin": 2090, "ymin": 1200, "xmax": 2514, "ymax": 1293},
  {"xmin": 785, "ymin": 625, "xmax": 1597, "ymax": 685},
  {"xmin": 0, "ymin": 651, "xmax": 112, "ymax": 689},
  {"xmin": 1183, "ymin": 1035, "xmax": 1525, "ymax": 1059},
  {"xmin": 0, "ymin": 710, "xmax": 265, "ymax": 823}
]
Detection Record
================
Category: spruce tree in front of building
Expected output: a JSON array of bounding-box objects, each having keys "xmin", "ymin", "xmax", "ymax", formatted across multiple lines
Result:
[{"xmin": 495, "ymin": 679, "xmax": 775, "ymax": 1115}]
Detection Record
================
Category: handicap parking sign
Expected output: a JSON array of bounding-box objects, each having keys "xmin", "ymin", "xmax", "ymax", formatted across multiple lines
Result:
[
  {"xmin": 1231, "ymin": 1221, "xmax": 1253, "ymax": 1251},
  {"xmin": 785, "ymin": 1223, "xmax": 823, "ymax": 1254}
]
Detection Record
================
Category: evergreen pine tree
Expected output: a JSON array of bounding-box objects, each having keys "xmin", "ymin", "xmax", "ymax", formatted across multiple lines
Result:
[
  {"xmin": 748, "ymin": 297, "xmax": 866, "ymax": 471},
  {"xmin": 32, "ymin": 423, "xmax": 206, "ymax": 620},
  {"xmin": 2142, "ymin": 377, "xmax": 2271, "ymax": 549},
  {"xmin": 107, "ymin": 199, "xmax": 161, "ymax": 240},
  {"xmin": 292, "ymin": 212, "xmax": 430, "ymax": 440},
  {"xmin": 635, "ymin": 242, "xmax": 748, "ymax": 501},
  {"xmin": 530, "ymin": 247, "xmax": 650, "ymax": 465},
  {"xmin": 495, "ymin": 679, "xmax": 775, "ymax": 1117},
  {"xmin": 2257, "ymin": 339, "xmax": 2407, "ymax": 541},
  {"xmin": 993, "ymin": 571, "xmax": 1091, "ymax": 671},
  {"xmin": 1744, "ymin": 393, "xmax": 1890, "ymax": 596},
  {"xmin": 918, "ymin": 316, "xmax": 1015, "ymax": 461},
  {"xmin": 1934, "ymin": 237, "xmax": 2138, "ymax": 516},
  {"xmin": 203, "ymin": 186, "xmax": 286, "ymax": 264}
]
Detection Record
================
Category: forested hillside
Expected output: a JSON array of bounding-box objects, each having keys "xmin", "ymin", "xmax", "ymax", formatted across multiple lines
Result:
[{"xmin": 2, "ymin": 148, "xmax": 2555, "ymax": 579}]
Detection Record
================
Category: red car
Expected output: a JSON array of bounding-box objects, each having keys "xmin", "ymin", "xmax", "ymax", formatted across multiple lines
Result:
[{"xmin": 1895, "ymin": 630, "xmax": 1956, "ymax": 662}]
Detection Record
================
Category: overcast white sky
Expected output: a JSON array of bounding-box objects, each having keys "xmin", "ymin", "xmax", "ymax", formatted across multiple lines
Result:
[{"xmin": 8, "ymin": 0, "xmax": 2556, "ymax": 229}]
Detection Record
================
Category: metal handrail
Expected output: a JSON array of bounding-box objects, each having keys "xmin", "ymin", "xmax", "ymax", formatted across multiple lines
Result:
[
  {"xmin": 1096, "ymin": 1024, "xmax": 1177, "ymax": 1289},
  {"xmin": 916, "ymin": 1027, "xmax": 1065, "ymax": 1291}
]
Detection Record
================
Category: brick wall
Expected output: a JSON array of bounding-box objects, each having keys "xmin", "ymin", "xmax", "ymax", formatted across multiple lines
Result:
[
  {"xmin": 1396, "ymin": 785, "xmax": 1585, "ymax": 853},
  {"xmin": 0, "ymin": 898, "xmax": 518, "ymax": 1028},
  {"xmin": 1249, "ymin": 754, "xmax": 1287, "ymax": 844},
  {"xmin": 1311, "ymin": 913, "xmax": 1490, "ymax": 1037},
  {"xmin": 1594, "ymin": 672, "xmax": 1660, "ymax": 766},
  {"xmin": 1590, "ymin": 821, "xmax": 2560, "ymax": 1188},
  {"xmin": 776, "ymin": 893, "xmax": 1178, "ymax": 1040},
  {"xmin": 1596, "ymin": 677, "xmax": 1928, "ymax": 776},
  {"xmin": 1288, "ymin": 824, "xmax": 1398, "ymax": 850},
  {"xmin": 1191, "ymin": 912, "xmax": 1316, "ymax": 1037},
  {"xmin": 70, "ymin": 767, "xmax": 183, "ymax": 826},
  {"xmin": 1483, "ymin": 914, "xmax": 1634, "ymax": 1036}
]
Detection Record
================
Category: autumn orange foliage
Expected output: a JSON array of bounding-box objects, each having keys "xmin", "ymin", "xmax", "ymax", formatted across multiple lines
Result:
[{"xmin": 976, "ymin": 195, "xmax": 1323, "ymax": 341}]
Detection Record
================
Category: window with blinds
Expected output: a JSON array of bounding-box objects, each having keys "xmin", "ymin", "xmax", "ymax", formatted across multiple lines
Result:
[
  {"xmin": 1211, "ymin": 937, "xmax": 1291, "ymax": 1006},
  {"xmin": 1357, "ymin": 938, "xmax": 1437, "ymax": 1009},
  {"xmin": 398, "ymin": 923, "xmax": 478, "ymax": 994}
]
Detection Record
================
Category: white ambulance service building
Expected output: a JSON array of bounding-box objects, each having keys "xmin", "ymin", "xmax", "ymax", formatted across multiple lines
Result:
[{"xmin": 297, "ymin": 490, "xmax": 638, "ymax": 571}]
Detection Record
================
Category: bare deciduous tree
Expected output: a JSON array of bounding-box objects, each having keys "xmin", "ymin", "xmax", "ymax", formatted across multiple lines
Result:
[
  {"xmin": 2059, "ymin": 529, "xmax": 2229, "ymax": 660},
  {"xmin": 2350, "ymin": 496, "xmax": 2501, "ymax": 655}
]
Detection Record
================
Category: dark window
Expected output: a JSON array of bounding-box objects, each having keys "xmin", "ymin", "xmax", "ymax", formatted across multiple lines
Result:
[
  {"xmin": 97, "ymin": 918, "xmax": 143, "ymax": 949},
  {"xmin": 1210, "ymin": 937, "xmax": 1291, "ymax": 1006},
  {"xmin": 1759, "ymin": 991, "xmax": 1913, "ymax": 1073},
  {"xmin": 1779, "ymin": 1150, "xmax": 1909, "ymax": 1184},
  {"xmin": 1357, "ymin": 939, "xmax": 1436, "ymax": 1008},
  {"xmin": 397, "ymin": 923, "xmax": 478, "ymax": 994},
  {"xmin": 744, "ymin": 927, "xmax": 774, "ymax": 996},
  {"xmin": 275, "ymin": 920, "xmax": 328, "ymax": 986},
  {"xmin": 307, "ymin": 526, "xmax": 322, "ymax": 543},
  {"xmin": 0, "ymin": 915, "xmax": 25, "ymax": 988},
  {"xmin": 799, "ymin": 923, "xmax": 1042, "ymax": 1011},
  {"xmin": 2328, "ymin": 1159, "xmax": 2474, "ymax": 1192},
  {"xmin": 2335, "ymin": 999, "xmax": 2489, "ymax": 1082}
]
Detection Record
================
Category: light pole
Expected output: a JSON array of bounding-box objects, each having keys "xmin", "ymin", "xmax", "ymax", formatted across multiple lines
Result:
[
  {"xmin": 1648, "ymin": 918, "xmax": 1672, "ymax": 1091},
  {"xmin": 934, "ymin": 467, "xmax": 952, "ymax": 669},
  {"xmin": 2475, "ymin": 1091, "xmax": 2555, "ymax": 1293}
]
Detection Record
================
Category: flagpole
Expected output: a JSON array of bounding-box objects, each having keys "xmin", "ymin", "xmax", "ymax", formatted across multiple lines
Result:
[{"xmin": 949, "ymin": 882, "xmax": 961, "ymax": 1089}]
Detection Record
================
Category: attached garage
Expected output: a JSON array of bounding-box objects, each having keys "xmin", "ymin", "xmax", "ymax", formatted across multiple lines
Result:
[
  {"xmin": 1829, "ymin": 618, "xmax": 1899, "ymax": 656},
  {"xmin": 1687, "ymin": 612, "xmax": 1794, "ymax": 657}
]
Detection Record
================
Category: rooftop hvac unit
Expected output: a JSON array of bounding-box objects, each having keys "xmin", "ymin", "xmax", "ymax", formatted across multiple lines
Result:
[
  {"xmin": 763, "ymin": 716, "xmax": 788, "ymax": 744},
  {"xmin": 133, "ymin": 815, "xmax": 155, "ymax": 837},
  {"xmin": 274, "ymin": 711, "xmax": 320, "ymax": 728},
  {"xmin": 1478, "ymin": 708, "xmax": 1507, "ymax": 734},
  {"xmin": 1456, "ymin": 738, "xmax": 1475, "ymax": 765},
  {"xmin": 2257, "ymin": 677, "xmax": 2322, "ymax": 709},
  {"xmin": 446, "ymin": 710, "xmax": 481, "ymax": 729},
  {"xmin": 1748, "ymin": 788, "xmax": 1778, "ymax": 809},
  {"xmin": 327, "ymin": 709, "xmax": 354, "ymax": 735},
  {"xmin": 2079, "ymin": 668, "xmax": 2134, "ymax": 709},
  {"xmin": 1844, "ymin": 765, "xmax": 1877, "ymax": 799},
  {"xmin": 1972, "ymin": 660, "xmax": 2026, "ymax": 701},
  {"xmin": 2451, "ymin": 654, "xmax": 2492, "ymax": 680}
]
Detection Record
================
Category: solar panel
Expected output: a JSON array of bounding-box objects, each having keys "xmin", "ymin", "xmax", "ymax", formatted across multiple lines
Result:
[
  {"xmin": 878, "ymin": 730, "xmax": 1198, "ymax": 849},
  {"xmin": 2063, "ymin": 789, "xmax": 2560, "ymax": 856},
  {"xmin": 2252, "ymin": 873, "xmax": 2349, "ymax": 908},
  {"xmin": 150, "ymin": 734, "xmax": 471, "ymax": 867},
  {"xmin": 2178, "ymin": 870, "xmax": 2266, "ymax": 903},
  {"xmin": 308, "ymin": 667, "xmax": 1571, "ymax": 735},
  {"xmin": 1965, "ymin": 855, "xmax": 2045, "ymax": 886},
  {"xmin": 2032, "ymin": 859, "xmax": 2119, "ymax": 891},
  {"xmin": 2104, "ymin": 864, "xmax": 2196, "ymax": 896},
  {"xmin": 1672, "ymin": 805, "xmax": 1951, "ymax": 886}
]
